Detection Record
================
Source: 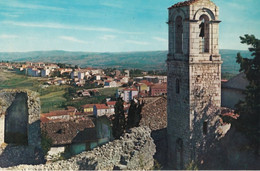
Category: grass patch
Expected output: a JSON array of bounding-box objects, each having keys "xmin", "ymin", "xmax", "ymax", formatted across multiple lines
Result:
[
  {"xmin": 0, "ymin": 70, "xmax": 44, "ymax": 91},
  {"xmin": 40, "ymin": 90, "xmax": 67, "ymax": 113},
  {"xmin": 99, "ymin": 87, "xmax": 117, "ymax": 97},
  {"xmin": 0, "ymin": 70, "xmax": 119, "ymax": 113}
]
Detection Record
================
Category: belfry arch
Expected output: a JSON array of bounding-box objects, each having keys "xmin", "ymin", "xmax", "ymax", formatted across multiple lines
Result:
[{"xmin": 175, "ymin": 16, "xmax": 183, "ymax": 53}]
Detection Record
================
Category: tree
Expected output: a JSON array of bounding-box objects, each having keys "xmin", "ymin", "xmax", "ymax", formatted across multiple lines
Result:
[
  {"xmin": 112, "ymin": 98, "xmax": 126, "ymax": 139},
  {"xmin": 126, "ymin": 100, "xmax": 143, "ymax": 129},
  {"xmin": 234, "ymin": 34, "xmax": 260, "ymax": 151}
]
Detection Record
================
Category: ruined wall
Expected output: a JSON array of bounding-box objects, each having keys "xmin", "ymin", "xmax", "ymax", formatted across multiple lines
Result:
[
  {"xmin": 0, "ymin": 89, "xmax": 41, "ymax": 147},
  {"xmin": 7, "ymin": 126, "xmax": 156, "ymax": 170},
  {"xmin": 5, "ymin": 93, "xmax": 28, "ymax": 144}
]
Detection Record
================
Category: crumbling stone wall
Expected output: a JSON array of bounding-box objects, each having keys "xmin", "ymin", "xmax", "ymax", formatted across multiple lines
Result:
[
  {"xmin": 139, "ymin": 97, "xmax": 168, "ymax": 166},
  {"xmin": 0, "ymin": 89, "xmax": 41, "ymax": 147},
  {"xmin": 8, "ymin": 126, "xmax": 156, "ymax": 170}
]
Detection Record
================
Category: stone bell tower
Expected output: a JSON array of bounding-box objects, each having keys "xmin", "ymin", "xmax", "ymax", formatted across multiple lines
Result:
[{"xmin": 166, "ymin": 0, "xmax": 222, "ymax": 169}]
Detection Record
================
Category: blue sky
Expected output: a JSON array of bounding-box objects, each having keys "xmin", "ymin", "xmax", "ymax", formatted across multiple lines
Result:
[{"xmin": 0, "ymin": 0, "xmax": 259, "ymax": 52}]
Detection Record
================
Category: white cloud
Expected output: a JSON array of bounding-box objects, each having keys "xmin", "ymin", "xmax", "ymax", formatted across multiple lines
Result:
[
  {"xmin": 100, "ymin": 35, "xmax": 116, "ymax": 40},
  {"xmin": 153, "ymin": 37, "xmax": 168, "ymax": 42},
  {"xmin": 0, "ymin": 12, "xmax": 19, "ymax": 18},
  {"xmin": 126, "ymin": 40, "xmax": 149, "ymax": 45},
  {"xmin": 0, "ymin": 34, "xmax": 18, "ymax": 39},
  {"xmin": 59, "ymin": 36, "xmax": 88, "ymax": 44},
  {"xmin": 3, "ymin": 21, "xmax": 142, "ymax": 35},
  {"xmin": 0, "ymin": 1, "xmax": 63, "ymax": 11}
]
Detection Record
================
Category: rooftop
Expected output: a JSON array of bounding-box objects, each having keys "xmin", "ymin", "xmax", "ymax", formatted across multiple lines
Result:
[
  {"xmin": 168, "ymin": 0, "xmax": 200, "ymax": 9},
  {"xmin": 95, "ymin": 104, "xmax": 109, "ymax": 109},
  {"xmin": 41, "ymin": 118, "xmax": 95, "ymax": 145},
  {"xmin": 106, "ymin": 101, "xmax": 117, "ymax": 106}
]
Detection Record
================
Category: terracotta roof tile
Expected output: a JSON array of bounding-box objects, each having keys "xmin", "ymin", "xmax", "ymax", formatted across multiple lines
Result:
[
  {"xmin": 123, "ymin": 88, "xmax": 138, "ymax": 91},
  {"xmin": 41, "ymin": 118, "xmax": 95, "ymax": 145},
  {"xmin": 95, "ymin": 104, "xmax": 109, "ymax": 109},
  {"xmin": 106, "ymin": 101, "xmax": 117, "ymax": 106},
  {"xmin": 168, "ymin": 0, "xmax": 200, "ymax": 9}
]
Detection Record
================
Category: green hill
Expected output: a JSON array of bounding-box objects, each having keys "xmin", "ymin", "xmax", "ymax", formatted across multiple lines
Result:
[{"xmin": 0, "ymin": 49, "xmax": 251, "ymax": 73}]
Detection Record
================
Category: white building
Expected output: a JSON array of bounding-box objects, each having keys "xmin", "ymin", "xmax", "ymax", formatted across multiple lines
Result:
[
  {"xmin": 71, "ymin": 71, "xmax": 78, "ymax": 79},
  {"xmin": 93, "ymin": 104, "xmax": 112, "ymax": 118},
  {"xmin": 124, "ymin": 70, "xmax": 130, "ymax": 77},
  {"xmin": 120, "ymin": 77, "xmax": 129, "ymax": 84},
  {"xmin": 78, "ymin": 71, "xmax": 85, "ymax": 80},
  {"xmin": 104, "ymin": 81, "xmax": 118, "ymax": 88},
  {"xmin": 27, "ymin": 68, "xmax": 40, "ymax": 77},
  {"xmin": 117, "ymin": 88, "xmax": 139, "ymax": 102},
  {"xmin": 41, "ymin": 68, "xmax": 51, "ymax": 77},
  {"xmin": 94, "ymin": 75, "xmax": 101, "ymax": 81}
]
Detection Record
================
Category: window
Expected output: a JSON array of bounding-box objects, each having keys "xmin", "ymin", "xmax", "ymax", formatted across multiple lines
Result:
[
  {"xmin": 203, "ymin": 121, "xmax": 208, "ymax": 135},
  {"xmin": 199, "ymin": 15, "xmax": 209, "ymax": 53},
  {"xmin": 176, "ymin": 79, "xmax": 180, "ymax": 94},
  {"xmin": 175, "ymin": 16, "xmax": 183, "ymax": 53}
]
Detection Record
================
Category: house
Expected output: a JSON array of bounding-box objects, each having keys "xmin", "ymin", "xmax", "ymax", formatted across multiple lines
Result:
[
  {"xmin": 221, "ymin": 73, "xmax": 249, "ymax": 109},
  {"xmin": 124, "ymin": 70, "xmax": 130, "ymax": 77},
  {"xmin": 106, "ymin": 101, "xmax": 117, "ymax": 108},
  {"xmin": 104, "ymin": 81, "xmax": 117, "ymax": 88},
  {"xmin": 143, "ymin": 76, "xmax": 159, "ymax": 84},
  {"xmin": 41, "ymin": 68, "xmax": 50, "ymax": 77},
  {"xmin": 150, "ymin": 83, "xmax": 167, "ymax": 96},
  {"xmin": 71, "ymin": 71, "xmax": 78, "ymax": 79},
  {"xmin": 93, "ymin": 104, "xmax": 110, "ymax": 118},
  {"xmin": 78, "ymin": 71, "xmax": 85, "ymax": 80},
  {"xmin": 115, "ymin": 70, "xmax": 121, "ymax": 77},
  {"xmin": 81, "ymin": 104, "xmax": 94, "ymax": 115},
  {"xmin": 91, "ymin": 69, "xmax": 103, "ymax": 75},
  {"xmin": 136, "ymin": 83, "xmax": 149, "ymax": 93},
  {"xmin": 94, "ymin": 80, "xmax": 104, "ymax": 86},
  {"xmin": 59, "ymin": 68, "xmax": 73, "ymax": 75},
  {"xmin": 134, "ymin": 77, "xmax": 143, "ymax": 82},
  {"xmin": 94, "ymin": 75, "xmax": 101, "ymax": 81},
  {"xmin": 117, "ymin": 88, "xmax": 139, "ymax": 102},
  {"xmin": 106, "ymin": 101, "xmax": 116, "ymax": 115},
  {"xmin": 120, "ymin": 77, "xmax": 129, "ymax": 84},
  {"xmin": 157, "ymin": 76, "xmax": 167, "ymax": 83},
  {"xmin": 27, "ymin": 67, "xmax": 40, "ymax": 77}
]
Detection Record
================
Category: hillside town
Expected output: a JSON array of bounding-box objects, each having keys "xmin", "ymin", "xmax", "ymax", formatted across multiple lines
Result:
[{"xmin": 0, "ymin": 61, "xmax": 169, "ymax": 158}]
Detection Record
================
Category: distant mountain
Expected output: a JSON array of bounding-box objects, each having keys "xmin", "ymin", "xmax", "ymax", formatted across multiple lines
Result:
[{"xmin": 0, "ymin": 49, "xmax": 251, "ymax": 73}]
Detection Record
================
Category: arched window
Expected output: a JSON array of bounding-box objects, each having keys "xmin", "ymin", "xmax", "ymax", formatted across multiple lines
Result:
[
  {"xmin": 176, "ymin": 138, "xmax": 183, "ymax": 169},
  {"xmin": 199, "ymin": 15, "xmax": 209, "ymax": 53},
  {"xmin": 175, "ymin": 16, "xmax": 183, "ymax": 53},
  {"xmin": 176, "ymin": 79, "xmax": 180, "ymax": 94},
  {"xmin": 203, "ymin": 121, "xmax": 208, "ymax": 135}
]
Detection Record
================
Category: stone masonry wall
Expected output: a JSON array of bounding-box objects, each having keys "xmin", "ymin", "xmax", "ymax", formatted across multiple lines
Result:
[
  {"xmin": 0, "ymin": 89, "xmax": 41, "ymax": 148},
  {"xmin": 8, "ymin": 126, "xmax": 156, "ymax": 170},
  {"xmin": 167, "ymin": 0, "xmax": 222, "ymax": 169}
]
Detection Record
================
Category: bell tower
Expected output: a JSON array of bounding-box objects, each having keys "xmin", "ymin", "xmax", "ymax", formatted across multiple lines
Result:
[{"xmin": 166, "ymin": 0, "xmax": 222, "ymax": 169}]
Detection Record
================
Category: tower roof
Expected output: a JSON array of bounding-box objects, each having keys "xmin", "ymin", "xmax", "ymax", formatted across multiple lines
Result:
[{"xmin": 168, "ymin": 0, "xmax": 200, "ymax": 9}]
